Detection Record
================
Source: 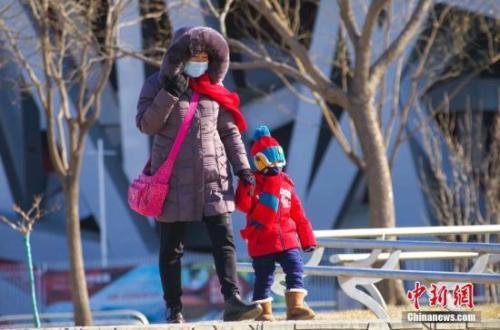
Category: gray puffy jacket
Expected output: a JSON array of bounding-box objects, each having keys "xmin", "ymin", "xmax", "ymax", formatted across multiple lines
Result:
[{"xmin": 136, "ymin": 27, "xmax": 250, "ymax": 223}]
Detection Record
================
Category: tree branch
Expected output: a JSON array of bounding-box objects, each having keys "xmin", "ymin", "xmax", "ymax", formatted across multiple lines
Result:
[
  {"xmin": 1, "ymin": 195, "xmax": 48, "ymax": 235},
  {"xmin": 0, "ymin": 21, "xmax": 46, "ymax": 106},
  {"xmin": 0, "ymin": 215, "xmax": 21, "ymax": 232},
  {"xmin": 275, "ymin": 72, "xmax": 317, "ymax": 104},
  {"xmin": 246, "ymin": 0, "xmax": 310, "ymax": 63},
  {"xmin": 370, "ymin": 0, "xmax": 432, "ymax": 86},
  {"xmin": 337, "ymin": 0, "xmax": 361, "ymax": 45},
  {"xmin": 245, "ymin": 0, "xmax": 342, "ymax": 104},
  {"xmin": 360, "ymin": 0, "xmax": 389, "ymax": 48},
  {"xmin": 315, "ymin": 94, "xmax": 365, "ymax": 169},
  {"xmin": 387, "ymin": 6, "xmax": 452, "ymax": 166},
  {"xmin": 230, "ymin": 61, "xmax": 317, "ymax": 91},
  {"xmin": 115, "ymin": 47, "xmax": 162, "ymax": 67},
  {"xmin": 219, "ymin": 0, "xmax": 234, "ymax": 37},
  {"xmin": 83, "ymin": 0, "xmax": 119, "ymax": 127}
]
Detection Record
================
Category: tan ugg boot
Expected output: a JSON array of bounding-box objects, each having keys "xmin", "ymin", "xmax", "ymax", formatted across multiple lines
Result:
[
  {"xmin": 255, "ymin": 300, "xmax": 275, "ymax": 321},
  {"xmin": 285, "ymin": 289, "xmax": 315, "ymax": 320}
]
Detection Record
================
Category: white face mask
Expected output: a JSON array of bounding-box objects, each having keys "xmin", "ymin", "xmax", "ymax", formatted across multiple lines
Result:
[{"xmin": 183, "ymin": 61, "xmax": 208, "ymax": 78}]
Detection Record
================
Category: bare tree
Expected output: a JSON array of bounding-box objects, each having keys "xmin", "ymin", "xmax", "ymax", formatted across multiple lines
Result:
[
  {"xmin": 418, "ymin": 99, "xmax": 500, "ymax": 302},
  {"xmin": 202, "ymin": 0, "xmax": 499, "ymax": 304},
  {"xmin": 389, "ymin": 3, "xmax": 500, "ymax": 167},
  {"xmin": 0, "ymin": 0, "xmax": 124, "ymax": 325},
  {"xmin": 204, "ymin": 0, "xmax": 499, "ymax": 223},
  {"xmin": 207, "ymin": 0, "xmax": 434, "ymax": 230},
  {"xmin": 202, "ymin": 0, "xmax": 432, "ymax": 304},
  {"xmin": 1, "ymin": 195, "xmax": 53, "ymax": 328}
]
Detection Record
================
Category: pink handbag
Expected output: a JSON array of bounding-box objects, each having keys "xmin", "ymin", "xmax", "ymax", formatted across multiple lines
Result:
[{"xmin": 128, "ymin": 92, "xmax": 200, "ymax": 217}]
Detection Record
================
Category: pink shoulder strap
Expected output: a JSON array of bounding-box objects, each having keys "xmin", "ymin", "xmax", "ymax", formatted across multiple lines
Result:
[{"xmin": 155, "ymin": 92, "xmax": 200, "ymax": 183}]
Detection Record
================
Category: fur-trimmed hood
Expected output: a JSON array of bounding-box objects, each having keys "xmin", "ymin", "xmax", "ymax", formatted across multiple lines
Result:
[{"xmin": 160, "ymin": 26, "xmax": 230, "ymax": 83}]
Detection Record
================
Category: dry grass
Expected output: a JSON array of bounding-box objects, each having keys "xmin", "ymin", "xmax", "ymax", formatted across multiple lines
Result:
[
  {"xmin": 314, "ymin": 304, "xmax": 500, "ymax": 320},
  {"xmin": 274, "ymin": 304, "xmax": 500, "ymax": 320}
]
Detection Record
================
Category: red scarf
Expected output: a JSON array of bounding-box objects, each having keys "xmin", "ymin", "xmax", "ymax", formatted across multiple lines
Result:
[{"xmin": 189, "ymin": 73, "xmax": 247, "ymax": 132}]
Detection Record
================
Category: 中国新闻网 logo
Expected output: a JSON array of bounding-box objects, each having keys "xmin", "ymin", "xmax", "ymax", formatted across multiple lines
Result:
[{"xmin": 407, "ymin": 281, "xmax": 474, "ymax": 310}]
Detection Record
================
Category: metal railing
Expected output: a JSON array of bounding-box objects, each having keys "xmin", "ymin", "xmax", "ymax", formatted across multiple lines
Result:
[
  {"xmin": 237, "ymin": 263, "xmax": 500, "ymax": 284},
  {"xmin": 314, "ymin": 224, "xmax": 500, "ymax": 238},
  {"xmin": 317, "ymin": 238, "xmax": 500, "ymax": 253},
  {"xmin": 237, "ymin": 224, "xmax": 500, "ymax": 323},
  {"xmin": 329, "ymin": 251, "xmax": 480, "ymax": 264}
]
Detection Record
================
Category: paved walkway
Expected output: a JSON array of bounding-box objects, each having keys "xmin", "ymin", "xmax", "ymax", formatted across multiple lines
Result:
[{"xmin": 43, "ymin": 318, "xmax": 500, "ymax": 330}]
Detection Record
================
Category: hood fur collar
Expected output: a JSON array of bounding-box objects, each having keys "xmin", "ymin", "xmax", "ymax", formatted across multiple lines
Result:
[{"xmin": 160, "ymin": 26, "xmax": 230, "ymax": 83}]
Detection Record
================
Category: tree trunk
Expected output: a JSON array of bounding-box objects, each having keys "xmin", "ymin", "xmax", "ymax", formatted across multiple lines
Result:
[
  {"xmin": 349, "ymin": 86, "xmax": 408, "ymax": 305},
  {"xmin": 63, "ymin": 173, "xmax": 93, "ymax": 325},
  {"xmin": 377, "ymin": 279, "xmax": 410, "ymax": 305},
  {"xmin": 24, "ymin": 233, "xmax": 41, "ymax": 328},
  {"xmin": 350, "ymin": 89, "xmax": 395, "ymax": 229}
]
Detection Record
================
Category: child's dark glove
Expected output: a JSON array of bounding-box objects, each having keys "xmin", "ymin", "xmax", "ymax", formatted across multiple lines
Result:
[
  {"xmin": 303, "ymin": 246, "xmax": 316, "ymax": 253},
  {"xmin": 162, "ymin": 74, "xmax": 188, "ymax": 97},
  {"xmin": 237, "ymin": 169, "xmax": 255, "ymax": 186}
]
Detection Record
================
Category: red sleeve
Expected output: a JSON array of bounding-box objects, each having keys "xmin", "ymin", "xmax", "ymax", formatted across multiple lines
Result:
[
  {"xmin": 290, "ymin": 190, "xmax": 317, "ymax": 249},
  {"xmin": 235, "ymin": 181, "xmax": 253, "ymax": 213}
]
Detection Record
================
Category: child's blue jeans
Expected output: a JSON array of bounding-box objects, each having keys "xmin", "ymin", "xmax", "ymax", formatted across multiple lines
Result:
[{"xmin": 251, "ymin": 248, "xmax": 304, "ymax": 302}]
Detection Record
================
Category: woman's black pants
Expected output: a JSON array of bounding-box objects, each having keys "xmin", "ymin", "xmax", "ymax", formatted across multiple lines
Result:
[{"xmin": 158, "ymin": 213, "xmax": 239, "ymax": 309}]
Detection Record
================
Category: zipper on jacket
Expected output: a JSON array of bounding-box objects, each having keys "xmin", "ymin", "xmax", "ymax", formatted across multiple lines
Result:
[
  {"xmin": 277, "ymin": 174, "xmax": 285, "ymax": 250},
  {"xmin": 198, "ymin": 103, "xmax": 205, "ymax": 217}
]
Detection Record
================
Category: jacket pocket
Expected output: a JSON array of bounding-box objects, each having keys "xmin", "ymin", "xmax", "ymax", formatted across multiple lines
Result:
[
  {"xmin": 240, "ymin": 226, "xmax": 256, "ymax": 240},
  {"xmin": 241, "ymin": 219, "xmax": 264, "ymax": 238},
  {"xmin": 204, "ymin": 157, "xmax": 220, "ymax": 184}
]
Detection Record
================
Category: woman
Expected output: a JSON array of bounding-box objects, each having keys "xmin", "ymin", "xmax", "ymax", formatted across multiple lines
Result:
[{"xmin": 136, "ymin": 26, "xmax": 260, "ymax": 323}]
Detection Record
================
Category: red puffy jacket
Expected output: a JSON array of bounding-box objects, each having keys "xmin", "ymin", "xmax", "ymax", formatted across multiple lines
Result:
[{"xmin": 235, "ymin": 172, "xmax": 317, "ymax": 257}]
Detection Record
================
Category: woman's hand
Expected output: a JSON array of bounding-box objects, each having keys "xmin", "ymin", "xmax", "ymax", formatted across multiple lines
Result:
[
  {"xmin": 162, "ymin": 74, "xmax": 188, "ymax": 97},
  {"xmin": 237, "ymin": 169, "xmax": 255, "ymax": 186}
]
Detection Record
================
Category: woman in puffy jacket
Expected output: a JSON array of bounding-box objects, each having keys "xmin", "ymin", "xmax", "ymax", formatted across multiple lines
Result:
[{"xmin": 136, "ymin": 26, "xmax": 261, "ymax": 323}]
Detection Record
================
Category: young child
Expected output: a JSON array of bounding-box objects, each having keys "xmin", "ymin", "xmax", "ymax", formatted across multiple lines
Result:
[{"xmin": 235, "ymin": 125, "xmax": 317, "ymax": 321}]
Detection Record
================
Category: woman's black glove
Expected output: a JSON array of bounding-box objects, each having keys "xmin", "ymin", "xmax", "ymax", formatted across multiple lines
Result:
[
  {"xmin": 237, "ymin": 169, "xmax": 255, "ymax": 186},
  {"xmin": 162, "ymin": 74, "xmax": 188, "ymax": 97}
]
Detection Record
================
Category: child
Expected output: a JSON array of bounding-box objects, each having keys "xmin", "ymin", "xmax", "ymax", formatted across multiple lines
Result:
[{"xmin": 235, "ymin": 125, "xmax": 317, "ymax": 321}]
